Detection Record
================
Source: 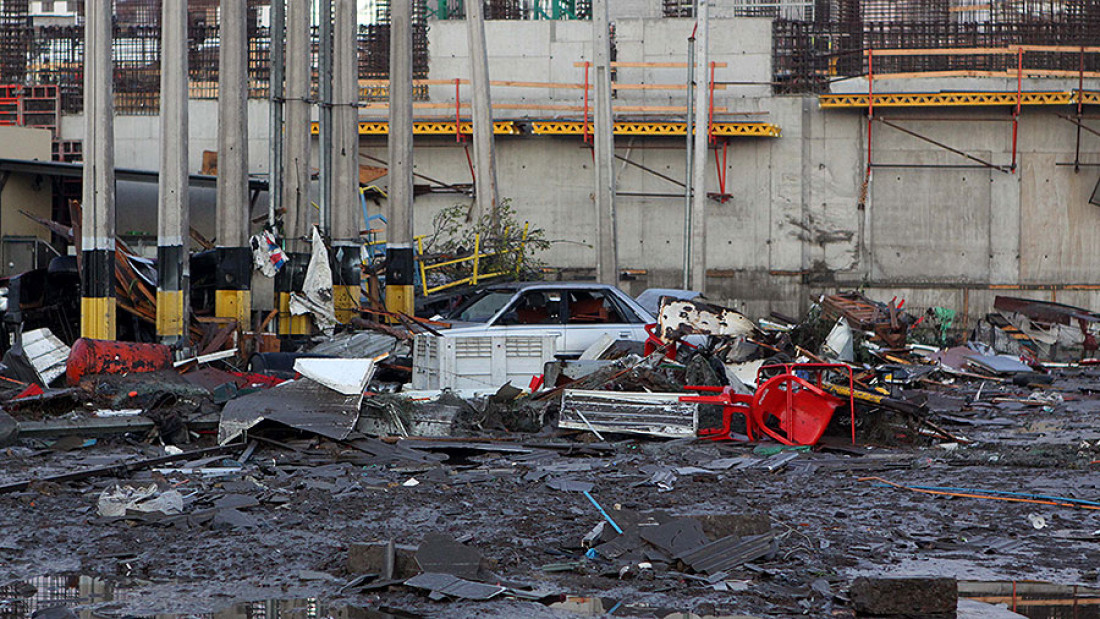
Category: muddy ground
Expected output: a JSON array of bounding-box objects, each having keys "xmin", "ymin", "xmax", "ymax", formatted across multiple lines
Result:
[{"xmin": 1, "ymin": 370, "xmax": 1100, "ymax": 618}]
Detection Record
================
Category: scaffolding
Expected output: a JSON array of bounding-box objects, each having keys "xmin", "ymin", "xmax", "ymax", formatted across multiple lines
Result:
[
  {"xmin": 428, "ymin": 0, "xmax": 589, "ymax": 20},
  {"xmin": 773, "ymin": 0, "xmax": 1100, "ymax": 94}
]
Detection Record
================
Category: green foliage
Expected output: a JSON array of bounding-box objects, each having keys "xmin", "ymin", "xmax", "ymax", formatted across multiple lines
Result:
[{"xmin": 420, "ymin": 199, "xmax": 550, "ymax": 284}]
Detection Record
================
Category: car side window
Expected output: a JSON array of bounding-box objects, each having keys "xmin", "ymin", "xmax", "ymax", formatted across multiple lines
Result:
[
  {"xmin": 495, "ymin": 291, "xmax": 562, "ymax": 325},
  {"xmin": 567, "ymin": 290, "xmax": 627, "ymax": 324}
]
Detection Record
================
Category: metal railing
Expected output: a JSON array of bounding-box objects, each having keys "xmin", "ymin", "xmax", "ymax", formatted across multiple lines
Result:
[{"xmin": 414, "ymin": 223, "xmax": 529, "ymax": 296}]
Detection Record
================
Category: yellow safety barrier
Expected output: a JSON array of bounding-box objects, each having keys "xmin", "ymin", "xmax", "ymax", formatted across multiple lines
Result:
[{"xmin": 415, "ymin": 223, "xmax": 530, "ymax": 296}]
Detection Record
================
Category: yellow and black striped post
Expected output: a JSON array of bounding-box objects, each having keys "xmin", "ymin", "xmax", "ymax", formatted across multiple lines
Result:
[
  {"xmin": 81, "ymin": 0, "xmax": 116, "ymax": 341},
  {"xmin": 214, "ymin": 0, "xmax": 251, "ymax": 328},
  {"xmin": 332, "ymin": 243, "xmax": 361, "ymax": 324},
  {"xmin": 276, "ymin": 251, "xmax": 311, "ymax": 336},
  {"xmin": 214, "ymin": 247, "xmax": 252, "ymax": 327},
  {"xmin": 385, "ymin": 243, "xmax": 415, "ymax": 319},
  {"xmin": 156, "ymin": 0, "xmax": 189, "ymax": 345}
]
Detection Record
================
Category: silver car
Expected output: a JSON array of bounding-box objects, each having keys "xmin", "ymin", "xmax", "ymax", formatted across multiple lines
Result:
[{"xmin": 440, "ymin": 282, "xmax": 655, "ymax": 357}]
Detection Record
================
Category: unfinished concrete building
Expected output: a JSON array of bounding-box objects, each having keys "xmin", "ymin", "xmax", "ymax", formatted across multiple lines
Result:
[{"xmin": 0, "ymin": 0, "xmax": 1096, "ymax": 326}]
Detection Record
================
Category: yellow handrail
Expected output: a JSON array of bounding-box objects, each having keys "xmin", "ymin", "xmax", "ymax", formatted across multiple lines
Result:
[{"xmin": 414, "ymin": 224, "xmax": 531, "ymax": 296}]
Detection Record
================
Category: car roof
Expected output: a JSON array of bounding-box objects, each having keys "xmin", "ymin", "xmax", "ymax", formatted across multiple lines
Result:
[{"xmin": 480, "ymin": 281, "xmax": 624, "ymax": 292}]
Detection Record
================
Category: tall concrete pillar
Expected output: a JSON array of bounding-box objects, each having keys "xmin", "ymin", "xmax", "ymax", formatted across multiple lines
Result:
[
  {"xmin": 269, "ymin": 0, "xmax": 284, "ymax": 229},
  {"xmin": 157, "ymin": 0, "xmax": 189, "ymax": 345},
  {"xmin": 278, "ymin": 0, "xmax": 312, "ymax": 336},
  {"xmin": 317, "ymin": 0, "xmax": 333, "ymax": 236},
  {"xmin": 332, "ymin": 0, "xmax": 361, "ymax": 323},
  {"xmin": 215, "ymin": 0, "xmax": 251, "ymax": 326},
  {"xmin": 385, "ymin": 0, "xmax": 415, "ymax": 317},
  {"xmin": 465, "ymin": 0, "xmax": 499, "ymax": 228},
  {"xmin": 592, "ymin": 0, "xmax": 618, "ymax": 285},
  {"xmin": 81, "ymin": 0, "xmax": 116, "ymax": 340},
  {"xmin": 689, "ymin": 0, "xmax": 710, "ymax": 293}
]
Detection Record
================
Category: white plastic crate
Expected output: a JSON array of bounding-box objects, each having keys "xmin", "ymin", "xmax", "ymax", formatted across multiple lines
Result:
[{"xmin": 412, "ymin": 333, "xmax": 558, "ymax": 390}]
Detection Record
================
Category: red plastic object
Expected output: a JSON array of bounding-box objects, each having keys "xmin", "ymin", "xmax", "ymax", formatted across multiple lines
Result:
[
  {"xmin": 642, "ymin": 323, "xmax": 676, "ymax": 359},
  {"xmin": 529, "ymin": 373, "xmax": 545, "ymax": 392},
  {"xmin": 750, "ymin": 373, "xmax": 844, "ymax": 446},
  {"xmin": 66, "ymin": 338, "xmax": 173, "ymax": 386},
  {"xmin": 681, "ymin": 385, "xmax": 755, "ymax": 441},
  {"xmin": 12, "ymin": 383, "xmax": 43, "ymax": 399}
]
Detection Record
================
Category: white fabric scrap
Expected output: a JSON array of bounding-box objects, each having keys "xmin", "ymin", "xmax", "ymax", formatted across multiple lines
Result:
[{"xmin": 289, "ymin": 226, "xmax": 337, "ymax": 332}]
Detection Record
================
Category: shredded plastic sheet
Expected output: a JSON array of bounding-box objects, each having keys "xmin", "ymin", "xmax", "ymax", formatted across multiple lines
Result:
[{"xmin": 289, "ymin": 226, "xmax": 337, "ymax": 332}]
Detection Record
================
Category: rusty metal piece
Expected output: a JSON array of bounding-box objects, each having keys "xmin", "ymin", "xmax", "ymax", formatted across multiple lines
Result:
[
  {"xmin": 656, "ymin": 297, "xmax": 755, "ymax": 342},
  {"xmin": 65, "ymin": 338, "xmax": 173, "ymax": 385},
  {"xmin": 820, "ymin": 292, "xmax": 912, "ymax": 349}
]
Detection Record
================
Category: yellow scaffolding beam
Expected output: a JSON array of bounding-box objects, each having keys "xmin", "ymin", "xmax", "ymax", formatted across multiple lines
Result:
[
  {"xmin": 310, "ymin": 120, "xmax": 522, "ymax": 135},
  {"xmin": 529, "ymin": 121, "xmax": 781, "ymax": 137},
  {"xmin": 819, "ymin": 91, "xmax": 1083, "ymax": 109}
]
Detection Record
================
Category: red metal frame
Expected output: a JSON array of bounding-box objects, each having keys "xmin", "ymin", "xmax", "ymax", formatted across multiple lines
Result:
[
  {"xmin": 582, "ymin": 61, "xmax": 591, "ymax": 144},
  {"xmin": 454, "ymin": 78, "xmax": 465, "ymax": 143},
  {"xmin": 707, "ymin": 61, "xmax": 716, "ymax": 144},
  {"xmin": 682, "ymin": 385, "xmax": 754, "ymax": 441}
]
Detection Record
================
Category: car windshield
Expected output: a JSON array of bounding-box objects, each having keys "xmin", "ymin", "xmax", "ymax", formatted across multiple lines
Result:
[{"xmin": 449, "ymin": 290, "xmax": 515, "ymax": 322}]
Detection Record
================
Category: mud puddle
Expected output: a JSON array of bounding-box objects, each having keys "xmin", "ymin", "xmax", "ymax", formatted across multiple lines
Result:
[
  {"xmin": 960, "ymin": 580, "xmax": 1100, "ymax": 619},
  {"xmin": 0, "ymin": 575, "xmax": 418, "ymax": 619}
]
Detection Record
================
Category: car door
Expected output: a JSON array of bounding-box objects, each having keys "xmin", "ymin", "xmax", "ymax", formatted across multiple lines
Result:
[
  {"xmin": 487, "ymin": 289, "xmax": 567, "ymax": 352},
  {"xmin": 562, "ymin": 289, "xmax": 646, "ymax": 356}
]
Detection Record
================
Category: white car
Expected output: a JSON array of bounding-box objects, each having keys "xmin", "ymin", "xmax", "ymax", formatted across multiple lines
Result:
[{"xmin": 440, "ymin": 282, "xmax": 656, "ymax": 357}]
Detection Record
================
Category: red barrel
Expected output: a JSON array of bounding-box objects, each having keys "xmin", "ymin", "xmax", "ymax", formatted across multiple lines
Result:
[{"xmin": 66, "ymin": 338, "xmax": 173, "ymax": 385}]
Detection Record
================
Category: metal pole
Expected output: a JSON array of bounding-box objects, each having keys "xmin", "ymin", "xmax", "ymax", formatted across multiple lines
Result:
[
  {"xmin": 689, "ymin": 0, "xmax": 709, "ymax": 294},
  {"xmin": 157, "ymin": 0, "xmax": 189, "ymax": 345},
  {"xmin": 385, "ymin": 0, "xmax": 415, "ymax": 317},
  {"xmin": 318, "ymin": 0, "xmax": 334, "ymax": 237},
  {"xmin": 592, "ymin": 0, "xmax": 618, "ymax": 285},
  {"xmin": 269, "ymin": 0, "xmax": 285, "ymax": 228},
  {"xmin": 215, "ymin": 0, "xmax": 251, "ymax": 325},
  {"xmin": 465, "ymin": 0, "xmax": 500, "ymax": 229},
  {"xmin": 682, "ymin": 33, "xmax": 695, "ymax": 290},
  {"xmin": 81, "ymin": 0, "xmax": 116, "ymax": 340}
]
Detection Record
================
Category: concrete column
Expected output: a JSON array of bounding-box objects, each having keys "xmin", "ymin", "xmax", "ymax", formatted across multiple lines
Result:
[
  {"xmin": 215, "ymin": 0, "xmax": 251, "ymax": 326},
  {"xmin": 332, "ymin": 0, "xmax": 361, "ymax": 323},
  {"xmin": 269, "ymin": 0, "xmax": 284, "ymax": 229},
  {"xmin": 465, "ymin": 0, "xmax": 499, "ymax": 227},
  {"xmin": 592, "ymin": 0, "xmax": 618, "ymax": 285},
  {"xmin": 385, "ymin": 0, "xmax": 415, "ymax": 317},
  {"xmin": 689, "ymin": 0, "xmax": 709, "ymax": 293},
  {"xmin": 157, "ymin": 0, "xmax": 189, "ymax": 345},
  {"xmin": 278, "ymin": 0, "xmax": 312, "ymax": 336},
  {"xmin": 81, "ymin": 0, "xmax": 116, "ymax": 340},
  {"xmin": 318, "ymin": 0, "xmax": 333, "ymax": 236}
]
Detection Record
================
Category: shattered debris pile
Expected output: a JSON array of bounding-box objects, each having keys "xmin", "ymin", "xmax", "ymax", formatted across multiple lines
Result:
[{"xmin": 2, "ymin": 288, "xmax": 1100, "ymax": 617}]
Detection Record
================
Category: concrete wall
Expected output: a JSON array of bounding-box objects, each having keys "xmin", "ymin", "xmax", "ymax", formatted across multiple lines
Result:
[
  {"xmin": 53, "ymin": 17, "xmax": 1100, "ymax": 323},
  {"xmin": 0, "ymin": 126, "xmax": 54, "ymax": 254}
]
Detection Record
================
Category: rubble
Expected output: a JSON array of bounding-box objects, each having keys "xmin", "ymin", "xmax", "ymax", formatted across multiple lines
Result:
[{"xmin": 2, "ymin": 286, "xmax": 1100, "ymax": 618}]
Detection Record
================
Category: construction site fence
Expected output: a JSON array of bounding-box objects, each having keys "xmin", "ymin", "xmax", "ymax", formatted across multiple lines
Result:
[{"xmin": 415, "ymin": 224, "xmax": 529, "ymax": 297}]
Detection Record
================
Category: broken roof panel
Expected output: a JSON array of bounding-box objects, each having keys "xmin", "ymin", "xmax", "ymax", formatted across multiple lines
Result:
[{"xmin": 218, "ymin": 378, "xmax": 362, "ymax": 444}]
